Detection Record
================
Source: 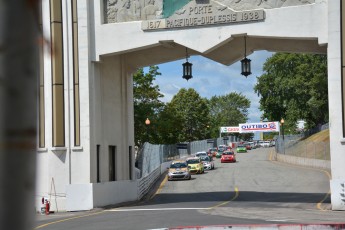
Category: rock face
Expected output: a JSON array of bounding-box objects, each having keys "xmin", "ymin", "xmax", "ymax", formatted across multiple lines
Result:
[{"xmin": 104, "ymin": 0, "xmax": 316, "ymax": 23}]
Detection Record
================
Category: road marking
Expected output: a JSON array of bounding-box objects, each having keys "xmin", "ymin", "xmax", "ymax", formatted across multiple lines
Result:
[
  {"xmin": 107, "ymin": 207, "xmax": 211, "ymax": 212},
  {"xmin": 208, "ymin": 187, "xmax": 239, "ymax": 209},
  {"xmin": 34, "ymin": 210, "xmax": 106, "ymax": 229},
  {"xmin": 266, "ymin": 219, "xmax": 296, "ymax": 222},
  {"xmin": 150, "ymin": 175, "xmax": 168, "ymax": 200},
  {"xmin": 268, "ymin": 149, "xmax": 331, "ymax": 211}
]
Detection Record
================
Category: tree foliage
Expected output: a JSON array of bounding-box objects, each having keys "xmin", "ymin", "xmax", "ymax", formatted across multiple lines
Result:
[
  {"xmin": 133, "ymin": 67, "xmax": 255, "ymax": 145},
  {"xmin": 254, "ymin": 53, "xmax": 328, "ymax": 133},
  {"xmin": 164, "ymin": 88, "xmax": 211, "ymax": 142},
  {"xmin": 133, "ymin": 66, "xmax": 164, "ymax": 146},
  {"xmin": 208, "ymin": 93, "xmax": 251, "ymax": 139}
]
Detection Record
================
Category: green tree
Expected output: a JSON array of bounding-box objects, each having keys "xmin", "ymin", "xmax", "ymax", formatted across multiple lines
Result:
[
  {"xmin": 155, "ymin": 105, "xmax": 184, "ymax": 144},
  {"xmin": 133, "ymin": 66, "xmax": 164, "ymax": 146},
  {"xmin": 207, "ymin": 92, "xmax": 251, "ymax": 139},
  {"xmin": 165, "ymin": 88, "xmax": 210, "ymax": 142},
  {"xmin": 254, "ymin": 53, "xmax": 328, "ymax": 133}
]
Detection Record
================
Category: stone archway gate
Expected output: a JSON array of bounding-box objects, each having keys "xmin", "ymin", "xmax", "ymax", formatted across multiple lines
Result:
[{"xmin": 37, "ymin": 0, "xmax": 345, "ymax": 211}]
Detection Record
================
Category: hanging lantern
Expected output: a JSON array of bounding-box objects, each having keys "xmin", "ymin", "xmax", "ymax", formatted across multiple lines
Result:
[
  {"xmin": 182, "ymin": 61, "xmax": 193, "ymax": 81},
  {"xmin": 241, "ymin": 36, "xmax": 252, "ymax": 77},
  {"xmin": 182, "ymin": 48, "xmax": 193, "ymax": 81},
  {"xmin": 241, "ymin": 57, "xmax": 251, "ymax": 77}
]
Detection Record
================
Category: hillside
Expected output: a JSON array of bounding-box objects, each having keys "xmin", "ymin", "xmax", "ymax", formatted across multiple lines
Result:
[
  {"xmin": 285, "ymin": 129, "xmax": 330, "ymax": 160},
  {"xmin": 303, "ymin": 129, "xmax": 330, "ymax": 142}
]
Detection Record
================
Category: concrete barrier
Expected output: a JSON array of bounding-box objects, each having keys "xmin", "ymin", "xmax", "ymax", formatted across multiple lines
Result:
[{"xmin": 275, "ymin": 152, "xmax": 330, "ymax": 170}]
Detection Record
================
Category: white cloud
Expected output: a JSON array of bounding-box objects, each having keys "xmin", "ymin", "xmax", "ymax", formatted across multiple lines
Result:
[{"xmin": 152, "ymin": 50, "xmax": 273, "ymax": 122}]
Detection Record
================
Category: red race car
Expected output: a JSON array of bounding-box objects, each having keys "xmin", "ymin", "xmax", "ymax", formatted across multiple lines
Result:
[{"xmin": 221, "ymin": 151, "xmax": 236, "ymax": 163}]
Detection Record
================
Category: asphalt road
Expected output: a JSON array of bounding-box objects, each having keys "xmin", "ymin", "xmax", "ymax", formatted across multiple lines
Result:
[{"xmin": 35, "ymin": 147, "xmax": 345, "ymax": 230}]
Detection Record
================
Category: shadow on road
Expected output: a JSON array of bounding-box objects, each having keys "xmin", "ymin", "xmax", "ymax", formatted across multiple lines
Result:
[{"xmin": 140, "ymin": 190, "xmax": 330, "ymax": 206}]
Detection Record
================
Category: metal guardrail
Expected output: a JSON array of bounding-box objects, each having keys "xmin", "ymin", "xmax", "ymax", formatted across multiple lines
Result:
[{"xmin": 137, "ymin": 166, "xmax": 161, "ymax": 200}]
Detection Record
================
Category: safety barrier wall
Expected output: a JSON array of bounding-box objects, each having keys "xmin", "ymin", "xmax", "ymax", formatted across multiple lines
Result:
[
  {"xmin": 137, "ymin": 166, "xmax": 161, "ymax": 200},
  {"xmin": 66, "ymin": 161, "xmax": 170, "ymax": 211},
  {"xmin": 274, "ymin": 152, "xmax": 331, "ymax": 170}
]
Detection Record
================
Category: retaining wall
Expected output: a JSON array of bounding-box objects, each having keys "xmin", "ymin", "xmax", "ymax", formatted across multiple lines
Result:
[{"xmin": 275, "ymin": 152, "xmax": 331, "ymax": 170}]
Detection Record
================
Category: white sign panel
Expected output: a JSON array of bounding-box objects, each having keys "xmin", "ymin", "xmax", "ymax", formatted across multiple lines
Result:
[
  {"xmin": 220, "ymin": 126, "xmax": 240, "ymax": 133},
  {"xmin": 239, "ymin": 122, "xmax": 280, "ymax": 133}
]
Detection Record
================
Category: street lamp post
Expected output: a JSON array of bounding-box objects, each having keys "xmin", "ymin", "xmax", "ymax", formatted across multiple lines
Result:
[
  {"xmin": 280, "ymin": 118, "xmax": 285, "ymax": 140},
  {"xmin": 145, "ymin": 118, "xmax": 150, "ymax": 143},
  {"xmin": 280, "ymin": 118, "xmax": 285, "ymax": 155}
]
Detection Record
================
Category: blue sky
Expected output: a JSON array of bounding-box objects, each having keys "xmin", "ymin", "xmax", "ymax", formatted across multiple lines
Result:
[{"xmin": 152, "ymin": 50, "xmax": 273, "ymax": 123}]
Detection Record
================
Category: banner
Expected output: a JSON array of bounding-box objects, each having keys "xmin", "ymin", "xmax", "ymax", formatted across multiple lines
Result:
[
  {"xmin": 239, "ymin": 122, "xmax": 280, "ymax": 133},
  {"xmin": 220, "ymin": 126, "xmax": 240, "ymax": 133}
]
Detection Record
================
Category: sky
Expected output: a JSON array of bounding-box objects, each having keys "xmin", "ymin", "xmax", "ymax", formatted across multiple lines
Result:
[{"xmin": 151, "ymin": 50, "xmax": 273, "ymax": 123}]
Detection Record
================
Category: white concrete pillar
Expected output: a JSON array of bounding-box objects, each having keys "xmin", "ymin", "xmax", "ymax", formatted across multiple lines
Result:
[{"xmin": 328, "ymin": 0, "xmax": 345, "ymax": 210}]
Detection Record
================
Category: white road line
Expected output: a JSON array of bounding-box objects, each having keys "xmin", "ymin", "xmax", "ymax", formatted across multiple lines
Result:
[
  {"xmin": 266, "ymin": 219, "xmax": 297, "ymax": 222},
  {"xmin": 106, "ymin": 207, "xmax": 211, "ymax": 212}
]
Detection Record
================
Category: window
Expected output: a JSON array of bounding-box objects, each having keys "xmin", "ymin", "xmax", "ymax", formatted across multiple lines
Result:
[
  {"xmin": 97, "ymin": 145, "xmax": 100, "ymax": 183},
  {"xmin": 51, "ymin": 0, "xmax": 65, "ymax": 147},
  {"xmin": 109, "ymin": 146, "xmax": 116, "ymax": 181},
  {"xmin": 129, "ymin": 146, "xmax": 133, "ymax": 180}
]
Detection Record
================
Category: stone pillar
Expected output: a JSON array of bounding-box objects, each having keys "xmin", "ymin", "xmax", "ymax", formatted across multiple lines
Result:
[{"xmin": 329, "ymin": 0, "xmax": 345, "ymax": 211}]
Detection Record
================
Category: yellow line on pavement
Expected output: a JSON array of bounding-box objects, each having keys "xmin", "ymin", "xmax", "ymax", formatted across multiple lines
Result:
[
  {"xmin": 35, "ymin": 210, "xmax": 106, "ymax": 229},
  {"xmin": 208, "ymin": 187, "xmax": 239, "ymax": 209},
  {"xmin": 150, "ymin": 175, "xmax": 168, "ymax": 200},
  {"xmin": 317, "ymin": 170, "xmax": 332, "ymax": 211},
  {"xmin": 268, "ymin": 149, "xmax": 332, "ymax": 211}
]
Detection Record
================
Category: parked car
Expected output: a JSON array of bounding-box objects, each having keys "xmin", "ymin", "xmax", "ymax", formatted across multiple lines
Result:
[
  {"xmin": 186, "ymin": 157, "xmax": 204, "ymax": 174},
  {"xmin": 167, "ymin": 160, "xmax": 191, "ymax": 181},
  {"xmin": 262, "ymin": 141, "xmax": 272, "ymax": 147},
  {"xmin": 236, "ymin": 144, "xmax": 247, "ymax": 153},
  {"xmin": 221, "ymin": 151, "xmax": 236, "ymax": 163},
  {"xmin": 258, "ymin": 141, "xmax": 265, "ymax": 147},
  {"xmin": 200, "ymin": 156, "xmax": 215, "ymax": 170}
]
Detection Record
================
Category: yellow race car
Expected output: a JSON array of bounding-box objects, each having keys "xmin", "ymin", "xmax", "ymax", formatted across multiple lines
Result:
[{"xmin": 186, "ymin": 157, "xmax": 204, "ymax": 174}]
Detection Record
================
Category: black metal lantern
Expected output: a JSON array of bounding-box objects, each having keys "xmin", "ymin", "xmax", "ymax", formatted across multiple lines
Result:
[
  {"xmin": 182, "ymin": 48, "xmax": 193, "ymax": 81},
  {"xmin": 241, "ymin": 57, "xmax": 251, "ymax": 77},
  {"xmin": 241, "ymin": 36, "xmax": 252, "ymax": 77}
]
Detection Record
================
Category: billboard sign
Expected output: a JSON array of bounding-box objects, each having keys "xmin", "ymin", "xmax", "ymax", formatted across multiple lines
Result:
[
  {"xmin": 239, "ymin": 122, "xmax": 280, "ymax": 133},
  {"xmin": 220, "ymin": 126, "xmax": 240, "ymax": 133}
]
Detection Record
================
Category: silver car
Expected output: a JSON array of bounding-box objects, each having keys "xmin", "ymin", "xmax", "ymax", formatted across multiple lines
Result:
[
  {"xmin": 167, "ymin": 160, "xmax": 191, "ymax": 181},
  {"xmin": 200, "ymin": 156, "xmax": 215, "ymax": 170},
  {"xmin": 195, "ymin": 151, "xmax": 208, "ymax": 158}
]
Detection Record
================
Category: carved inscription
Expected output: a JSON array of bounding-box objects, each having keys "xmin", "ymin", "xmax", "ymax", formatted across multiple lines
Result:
[
  {"xmin": 142, "ymin": 2, "xmax": 265, "ymax": 30},
  {"xmin": 105, "ymin": 0, "xmax": 314, "ymax": 24}
]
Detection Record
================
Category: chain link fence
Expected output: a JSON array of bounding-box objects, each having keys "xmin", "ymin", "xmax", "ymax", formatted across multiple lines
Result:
[
  {"xmin": 276, "ymin": 138, "xmax": 330, "ymax": 160},
  {"xmin": 275, "ymin": 125, "xmax": 330, "ymax": 160}
]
